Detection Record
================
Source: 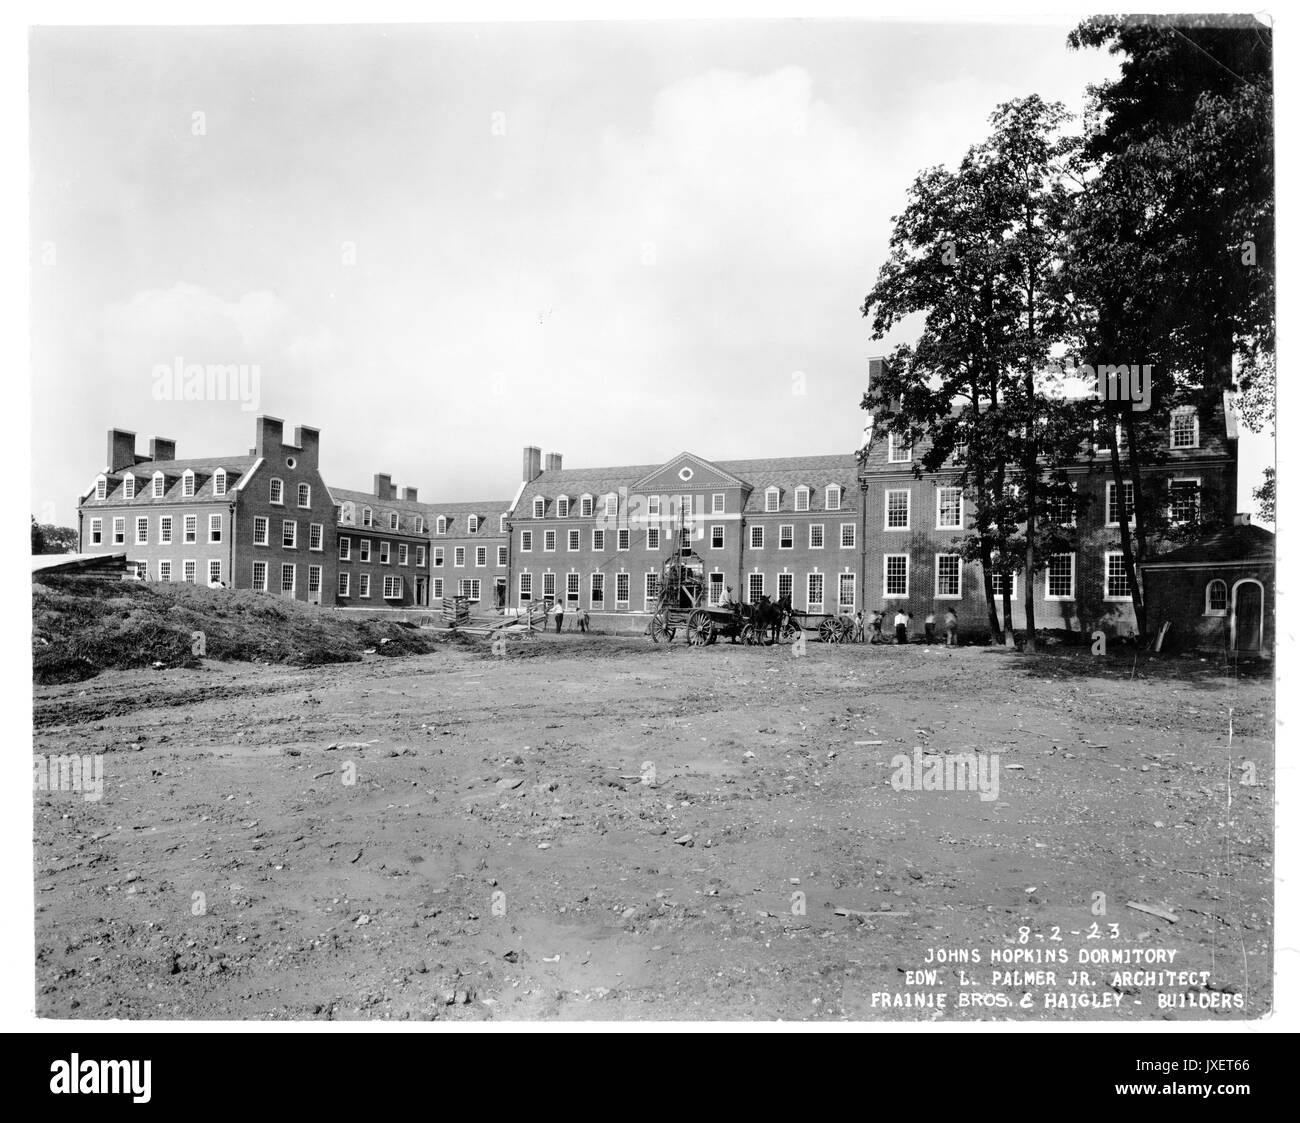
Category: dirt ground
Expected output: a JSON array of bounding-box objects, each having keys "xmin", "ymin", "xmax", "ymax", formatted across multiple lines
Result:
[{"xmin": 33, "ymin": 633, "xmax": 1273, "ymax": 1021}]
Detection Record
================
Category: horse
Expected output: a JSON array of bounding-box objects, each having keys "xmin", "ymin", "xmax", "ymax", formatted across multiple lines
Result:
[{"xmin": 751, "ymin": 593, "xmax": 792, "ymax": 645}]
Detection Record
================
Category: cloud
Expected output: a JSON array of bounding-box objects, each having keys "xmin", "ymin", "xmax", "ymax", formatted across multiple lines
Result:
[
  {"xmin": 592, "ymin": 66, "xmax": 876, "ymax": 273},
  {"xmin": 100, "ymin": 283, "xmax": 340, "ymax": 384}
]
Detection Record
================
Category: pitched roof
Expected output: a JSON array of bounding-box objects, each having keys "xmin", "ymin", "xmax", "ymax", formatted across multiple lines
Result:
[
  {"xmin": 1139, "ymin": 522, "xmax": 1275, "ymax": 568},
  {"xmin": 423, "ymin": 500, "xmax": 512, "ymax": 517},
  {"xmin": 126, "ymin": 455, "xmax": 258, "ymax": 476},
  {"xmin": 331, "ymin": 486, "xmax": 429, "ymax": 516},
  {"xmin": 424, "ymin": 500, "xmax": 511, "ymax": 539},
  {"xmin": 83, "ymin": 457, "xmax": 258, "ymax": 507},
  {"xmin": 516, "ymin": 453, "xmax": 862, "ymax": 514}
]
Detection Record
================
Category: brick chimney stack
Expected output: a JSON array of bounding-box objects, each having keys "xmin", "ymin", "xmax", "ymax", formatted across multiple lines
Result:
[
  {"xmin": 522, "ymin": 446, "xmax": 542, "ymax": 483},
  {"xmin": 106, "ymin": 429, "xmax": 136, "ymax": 472}
]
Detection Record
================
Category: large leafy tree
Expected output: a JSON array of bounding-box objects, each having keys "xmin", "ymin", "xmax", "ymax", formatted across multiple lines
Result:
[
  {"xmin": 862, "ymin": 97, "xmax": 1086, "ymax": 648},
  {"xmin": 1067, "ymin": 15, "xmax": 1274, "ymax": 599}
]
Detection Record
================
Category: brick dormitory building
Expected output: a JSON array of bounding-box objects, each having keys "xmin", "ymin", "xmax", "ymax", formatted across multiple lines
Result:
[{"xmin": 74, "ymin": 377, "xmax": 1270, "ymax": 653}]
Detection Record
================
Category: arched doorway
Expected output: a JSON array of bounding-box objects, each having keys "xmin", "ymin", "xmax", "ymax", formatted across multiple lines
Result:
[{"xmin": 1231, "ymin": 579, "xmax": 1264, "ymax": 653}]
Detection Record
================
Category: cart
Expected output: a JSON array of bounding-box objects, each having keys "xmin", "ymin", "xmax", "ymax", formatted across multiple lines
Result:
[{"xmin": 646, "ymin": 545, "xmax": 762, "ymax": 645}]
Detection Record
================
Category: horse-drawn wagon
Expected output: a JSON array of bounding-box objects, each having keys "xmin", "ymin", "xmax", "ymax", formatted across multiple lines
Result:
[
  {"xmin": 644, "ymin": 544, "xmax": 854, "ymax": 645},
  {"xmin": 782, "ymin": 608, "xmax": 856, "ymax": 643},
  {"xmin": 645, "ymin": 545, "xmax": 769, "ymax": 645}
]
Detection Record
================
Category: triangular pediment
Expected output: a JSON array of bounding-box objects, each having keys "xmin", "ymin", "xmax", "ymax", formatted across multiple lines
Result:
[{"xmin": 633, "ymin": 452, "xmax": 750, "ymax": 493}]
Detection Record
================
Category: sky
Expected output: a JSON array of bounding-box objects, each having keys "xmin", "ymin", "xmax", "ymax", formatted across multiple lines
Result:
[{"xmin": 28, "ymin": 19, "xmax": 1273, "ymax": 524}]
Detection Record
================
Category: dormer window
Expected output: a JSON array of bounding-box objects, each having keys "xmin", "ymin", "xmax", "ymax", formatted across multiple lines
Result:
[
  {"xmin": 436, "ymin": 516, "xmax": 447, "ymax": 535},
  {"xmin": 1171, "ymin": 407, "xmax": 1199, "ymax": 449},
  {"xmin": 826, "ymin": 485, "xmax": 841, "ymax": 511},
  {"xmin": 580, "ymin": 495, "xmax": 593, "ymax": 517},
  {"xmin": 123, "ymin": 475, "xmax": 135, "ymax": 500},
  {"xmin": 362, "ymin": 506, "xmax": 373, "ymax": 527},
  {"xmin": 182, "ymin": 470, "xmax": 196, "ymax": 498},
  {"xmin": 888, "ymin": 432, "xmax": 912, "ymax": 463},
  {"xmin": 795, "ymin": 486, "xmax": 810, "ymax": 512},
  {"xmin": 152, "ymin": 472, "xmax": 166, "ymax": 498},
  {"xmin": 499, "ymin": 514, "xmax": 508, "ymax": 532},
  {"xmin": 557, "ymin": 497, "xmax": 569, "ymax": 518},
  {"xmin": 213, "ymin": 469, "xmax": 227, "ymax": 497},
  {"xmin": 468, "ymin": 515, "xmax": 480, "ymax": 534},
  {"xmin": 389, "ymin": 512, "xmax": 399, "ymax": 530},
  {"xmin": 764, "ymin": 487, "xmax": 779, "ymax": 513},
  {"xmin": 269, "ymin": 478, "xmax": 284, "ymax": 504},
  {"xmin": 413, "ymin": 516, "xmax": 424, "ymax": 534},
  {"xmin": 340, "ymin": 502, "xmax": 355, "ymax": 526},
  {"xmin": 605, "ymin": 494, "xmax": 618, "ymax": 518},
  {"xmin": 533, "ymin": 497, "xmax": 545, "ymax": 519},
  {"xmin": 298, "ymin": 483, "xmax": 311, "ymax": 508},
  {"xmin": 95, "ymin": 476, "xmax": 107, "ymax": 500}
]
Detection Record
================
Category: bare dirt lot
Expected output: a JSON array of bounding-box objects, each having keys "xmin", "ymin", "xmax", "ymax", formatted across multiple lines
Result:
[{"xmin": 33, "ymin": 635, "xmax": 1273, "ymax": 1021}]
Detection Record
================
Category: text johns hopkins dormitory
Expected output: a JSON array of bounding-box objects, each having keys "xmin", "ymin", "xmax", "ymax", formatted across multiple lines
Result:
[{"xmin": 75, "ymin": 378, "xmax": 1273, "ymax": 654}]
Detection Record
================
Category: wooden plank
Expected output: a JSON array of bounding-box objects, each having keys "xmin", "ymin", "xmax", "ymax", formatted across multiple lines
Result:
[{"xmin": 1125, "ymin": 901, "xmax": 1178, "ymax": 923}]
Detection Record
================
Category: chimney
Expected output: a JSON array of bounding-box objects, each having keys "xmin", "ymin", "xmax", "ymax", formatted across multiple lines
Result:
[
  {"xmin": 374, "ymin": 473, "xmax": 392, "ymax": 499},
  {"xmin": 293, "ymin": 425, "xmax": 321, "ymax": 467},
  {"xmin": 403, "ymin": 487, "xmax": 418, "ymax": 502},
  {"xmin": 255, "ymin": 416, "xmax": 284, "ymax": 457},
  {"xmin": 149, "ymin": 437, "xmax": 176, "ymax": 463},
  {"xmin": 545, "ymin": 452, "xmax": 563, "ymax": 472},
  {"xmin": 522, "ymin": 446, "xmax": 542, "ymax": 484},
  {"xmin": 1234, "ymin": 512, "xmax": 1252, "ymax": 527},
  {"xmin": 867, "ymin": 356, "xmax": 885, "ymax": 391},
  {"xmin": 106, "ymin": 428, "xmax": 136, "ymax": 472}
]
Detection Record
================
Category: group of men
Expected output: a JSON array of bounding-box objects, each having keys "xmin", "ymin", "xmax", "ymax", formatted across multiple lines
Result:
[
  {"xmin": 854, "ymin": 607, "xmax": 959, "ymax": 646},
  {"xmin": 544, "ymin": 601, "xmax": 958, "ymax": 644}
]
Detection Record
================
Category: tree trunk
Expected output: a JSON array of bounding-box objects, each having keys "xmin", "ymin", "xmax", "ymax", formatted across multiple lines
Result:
[
  {"xmin": 979, "ymin": 534, "xmax": 1001, "ymax": 641},
  {"xmin": 969, "ymin": 373, "xmax": 1002, "ymax": 643},
  {"xmin": 1105, "ymin": 422, "xmax": 1146, "ymax": 637}
]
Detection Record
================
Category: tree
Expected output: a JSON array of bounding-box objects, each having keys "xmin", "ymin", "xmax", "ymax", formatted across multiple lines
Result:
[
  {"xmin": 32, "ymin": 521, "xmax": 78, "ymax": 554},
  {"xmin": 860, "ymin": 158, "xmax": 1019, "ymax": 644},
  {"xmin": 861, "ymin": 97, "xmax": 1087, "ymax": 648},
  {"xmin": 1253, "ymin": 466, "xmax": 1275, "ymax": 525},
  {"xmin": 1065, "ymin": 15, "xmax": 1274, "ymax": 631}
]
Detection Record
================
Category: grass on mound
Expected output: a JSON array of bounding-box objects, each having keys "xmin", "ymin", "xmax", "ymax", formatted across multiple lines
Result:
[{"xmin": 31, "ymin": 576, "xmax": 445, "ymax": 684}]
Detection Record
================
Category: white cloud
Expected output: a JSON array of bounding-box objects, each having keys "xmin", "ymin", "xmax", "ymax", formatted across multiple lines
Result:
[{"xmin": 100, "ymin": 283, "xmax": 339, "ymax": 381}]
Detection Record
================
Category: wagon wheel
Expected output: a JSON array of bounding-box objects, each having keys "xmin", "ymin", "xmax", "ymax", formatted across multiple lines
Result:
[
  {"xmin": 780, "ymin": 617, "xmax": 800, "ymax": 643},
  {"xmin": 819, "ymin": 618, "xmax": 843, "ymax": 644},
  {"xmin": 687, "ymin": 610, "xmax": 715, "ymax": 646},
  {"xmin": 648, "ymin": 613, "xmax": 676, "ymax": 644},
  {"xmin": 740, "ymin": 622, "xmax": 760, "ymax": 646}
]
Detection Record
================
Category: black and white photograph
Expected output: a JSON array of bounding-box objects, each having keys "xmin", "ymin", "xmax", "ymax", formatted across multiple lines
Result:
[{"xmin": 20, "ymin": 3, "xmax": 1287, "ymax": 1057}]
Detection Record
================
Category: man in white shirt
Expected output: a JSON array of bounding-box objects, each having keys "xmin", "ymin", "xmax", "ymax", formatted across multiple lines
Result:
[{"xmin": 894, "ymin": 610, "xmax": 909, "ymax": 645}]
